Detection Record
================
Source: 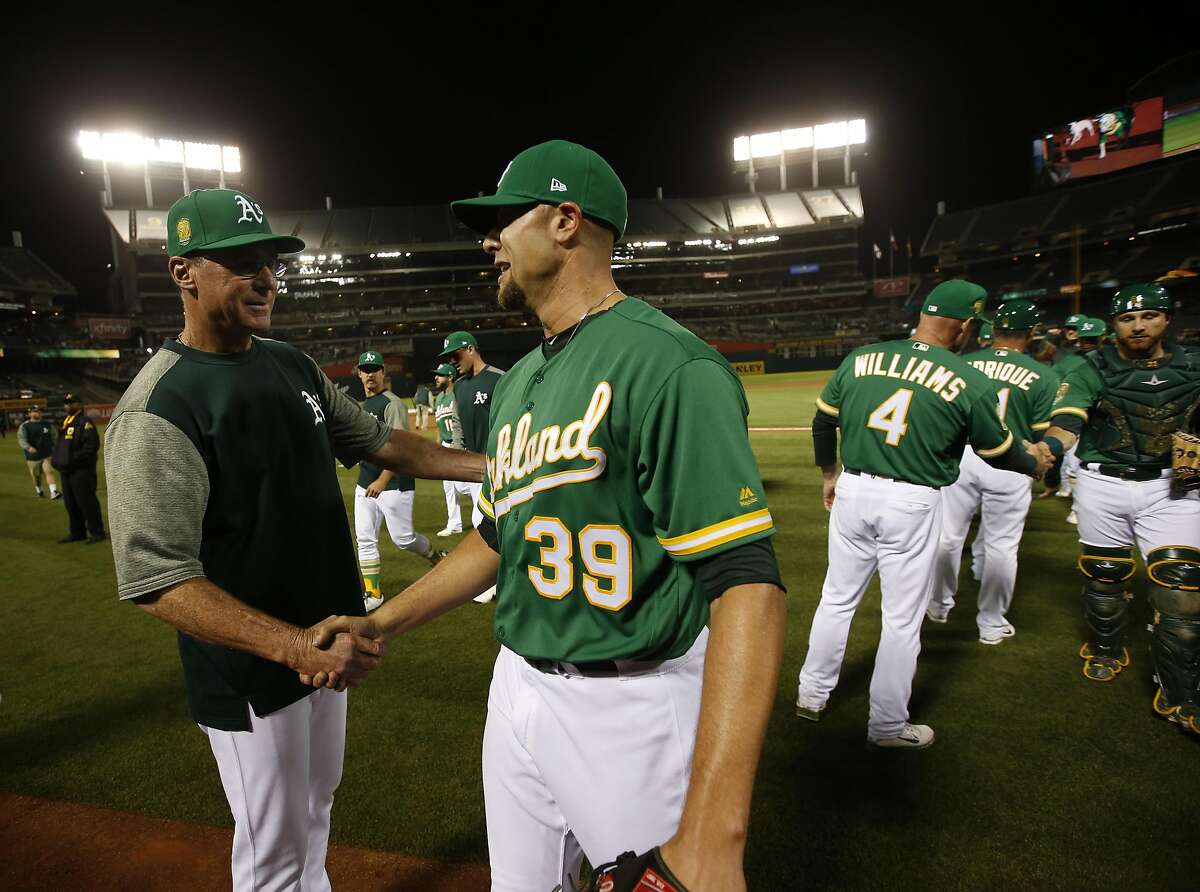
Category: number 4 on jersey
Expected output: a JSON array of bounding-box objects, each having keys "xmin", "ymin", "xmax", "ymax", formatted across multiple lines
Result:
[{"xmin": 867, "ymin": 388, "xmax": 914, "ymax": 446}]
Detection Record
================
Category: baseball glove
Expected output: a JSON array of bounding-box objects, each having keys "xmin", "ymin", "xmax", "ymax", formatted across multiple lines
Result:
[
  {"xmin": 1172, "ymin": 431, "xmax": 1200, "ymax": 496},
  {"xmin": 579, "ymin": 847, "xmax": 689, "ymax": 892}
]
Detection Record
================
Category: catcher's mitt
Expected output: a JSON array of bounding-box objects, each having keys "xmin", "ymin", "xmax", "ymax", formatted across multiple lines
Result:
[
  {"xmin": 580, "ymin": 847, "xmax": 689, "ymax": 892},
  {"xmin": 1172, "ymin": 431, "xmax": 1200, "ymax": 497}
]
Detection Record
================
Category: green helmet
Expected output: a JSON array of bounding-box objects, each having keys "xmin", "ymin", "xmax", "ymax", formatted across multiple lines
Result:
[
  {"xmin": 994, "ymin": 299, "xmax": 1040, "ymax": 331},
  {"xmin": 1110, "ymin": 283, "xmax": 1171, "ymax": 316}
]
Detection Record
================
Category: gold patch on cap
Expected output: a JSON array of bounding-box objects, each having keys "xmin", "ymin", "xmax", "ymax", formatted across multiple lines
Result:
[{"xmin": 176, "ymin": 218, "xmax": 192, "ymax": 245}]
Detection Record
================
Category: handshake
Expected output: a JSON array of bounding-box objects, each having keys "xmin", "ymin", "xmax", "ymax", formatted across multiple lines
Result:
[
  {"xmin": 285, "ymin": 614, "xmax": 387, "ymax": 693},
  {"xmin": 1023, "ymin": 439, "xmax": 1055, "ymax": 479}
]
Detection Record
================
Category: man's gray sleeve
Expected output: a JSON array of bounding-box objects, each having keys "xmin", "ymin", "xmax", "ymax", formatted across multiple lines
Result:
[
  {"xmin": 384, "ymin": 395, "xmax": 409, "ymax": 432},
  {"xmin": 17, "ymin": 422, "xmax": 31, "ymax": 451},
  {"xmin": 104, "ymin": 412, "xmax": 208, "ymax": 600},
  {"xmin": 313, "ymin": 364, "xmax": 391, "ymax": 465},
  {"xmin": 450, "ymin": 396, "xmax": 465, "ymax": 450}
]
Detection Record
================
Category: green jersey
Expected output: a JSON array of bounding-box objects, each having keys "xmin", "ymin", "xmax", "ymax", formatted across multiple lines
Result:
[
  {"xmin": 357, "ymin": 391, "xmax": 413, "ymax": 492},
  {"xmin": 478, "ymin": 298, "xmax": 774, "ymax": 663},
  {"xmin": 455, "ymin": 365, "xmax": 505, "ymax": 453},
  {"xmin": 964, "ymin": 347, "xmax": 1058, "ymax": 443},
  {"xmin": 435, "ymin": 389, "xmax": 463, "ymax": 447},
  {"xmin": 1051, "ymin": 343, "xmax": 1200, "ymax": 470},
  {"xmin": 817, "ymin": 339, "xmax": 1015, "ymax": 488},
  {"xmin": 18, "ymin": 419, "xmax": 55, "ymax": 460},
  {"xmin": 104, "ymin": 337, "xmax": 391, "ymax": 731}
]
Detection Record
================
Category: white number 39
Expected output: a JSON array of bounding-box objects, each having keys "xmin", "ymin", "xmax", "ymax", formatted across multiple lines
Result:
[{"xmin": 525, "ymin": 517, "xmax": 633, "ymax": 611}]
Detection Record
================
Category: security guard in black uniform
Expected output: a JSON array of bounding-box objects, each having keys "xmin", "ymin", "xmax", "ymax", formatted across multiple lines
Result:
[{"xmin": 52, "ymin": 393, "xmax": 105, "ymax": 543}]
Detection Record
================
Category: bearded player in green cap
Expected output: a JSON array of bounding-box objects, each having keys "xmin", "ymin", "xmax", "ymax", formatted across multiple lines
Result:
[
  {"xmin": 354, "ymin": 349, "xmax": 447, "ymax": 611},
  {"xmin": 305, "ymin": 140, "xmax": 787, "ymax": 892},
  {"xmin": 798, "ymin": 280, "xmax": 1052, "ymax": 749},
  {"xmin": 926, "ymin": 299, "xmax": 1059, "ymax": 642},
  {"xmin": 104, "ymin": 188, "xmax": 483, "ymax": 891},
  {"xmin": 1041, "ymin": 283, "xmax": 1200, "ymax": 736}
]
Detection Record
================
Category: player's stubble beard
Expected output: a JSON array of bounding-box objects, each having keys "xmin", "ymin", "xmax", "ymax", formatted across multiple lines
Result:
[{"xmin": 497, "ymin": 274, "xmax": 528, "ymax": 312}]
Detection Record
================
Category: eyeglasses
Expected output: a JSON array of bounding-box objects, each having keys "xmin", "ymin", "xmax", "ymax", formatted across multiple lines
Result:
[{"xmin": 194, "ymin": 253, "xmax": 289, "ymax": 280}]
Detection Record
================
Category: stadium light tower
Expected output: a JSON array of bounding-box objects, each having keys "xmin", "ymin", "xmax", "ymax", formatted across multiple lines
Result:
[
  {"xmin": 76, "ymin": 130, "xmax": 242, "ymax": 207},
  {"xmin": 732, "ymin": 119, "xmax": 867, "ymax": 191}
]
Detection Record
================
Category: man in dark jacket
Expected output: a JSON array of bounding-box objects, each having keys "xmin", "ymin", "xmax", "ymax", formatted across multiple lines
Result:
[{"xmin": 52, "ymin": 393, "xmax": 105, "ymax": 543}]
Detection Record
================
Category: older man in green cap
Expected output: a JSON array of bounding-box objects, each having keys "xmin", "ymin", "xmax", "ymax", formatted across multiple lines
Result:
[
  {"xmin": 1041, "ymin": 283, "xmax": 1200, "ymax": 735},
  {"xmin": 800, "ymin": 280, "xmax": 1052, "ymax": 749},
  {"xmin": 103, "ymin": 188, "xmax": 483, "ymax": 892},
  {"xmin": 305, "ymin": 139, "xmax": 789, "ymax": 892}
]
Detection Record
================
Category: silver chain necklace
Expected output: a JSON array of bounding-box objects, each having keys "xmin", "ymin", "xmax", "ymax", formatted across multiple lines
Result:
[{"xmin": 545, "ymin": 288, "xmax": 621, "ymax": 350}]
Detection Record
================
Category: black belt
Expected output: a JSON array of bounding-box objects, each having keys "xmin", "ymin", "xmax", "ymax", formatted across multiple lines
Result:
[
  {"xmin": 1093, "ymin": 464, "xmax": 1164, "ymax": 482},
  {"xmin": 842, "ymin": 467, "xmax": 933, "ymax": 489},
  {"xmin": 526, "ymin": 657, "xmax": 622, "ymax": 677}
]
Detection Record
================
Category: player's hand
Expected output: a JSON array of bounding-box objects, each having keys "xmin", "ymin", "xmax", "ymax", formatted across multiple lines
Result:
[
  {"xmin": 300, "ymin": 614, "xmax": 386, "ymax": 689},
  {"xmin": 288, "ymin": 623, "xmax": 385, "ymax": 691},
  {"xmin": 25, "ymin": 447, "xmax": 36, "ymax": 455},
  {"xmin": 1024, "ymin": 440, "xmax": 1054, "ymax": 479},
  {"xmin": 365, "ymin": 478, "xmax": 387, "ymax": 498},
  {"xmin": 820, "ymin": 467, "xmax": 839, "ymax": 511}
]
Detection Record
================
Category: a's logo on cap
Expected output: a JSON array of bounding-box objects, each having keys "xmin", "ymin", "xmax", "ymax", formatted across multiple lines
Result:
[
  {"xmin": 550, "ymin": 178, "xmax": 568, "ymax": 192},
  {"xmin": 444, "ymin": 337, "xmax": 451, "ymax": 348},
  {"xmin": 973, "ymin": 300, "xmax": 984, "ymax": 314},
  {"xmin": 176, "ymin": 218, "xmax": 192, "ymax": 245},
  {"xmin": 234, "ymin": 194, "xmax": 264, "ymax": 224}
]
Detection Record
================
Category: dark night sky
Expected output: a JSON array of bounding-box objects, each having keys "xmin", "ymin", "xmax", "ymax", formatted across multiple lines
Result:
[{"xmin": 1, "ymin": 8, "xmax": 1195, "ymax": 310}]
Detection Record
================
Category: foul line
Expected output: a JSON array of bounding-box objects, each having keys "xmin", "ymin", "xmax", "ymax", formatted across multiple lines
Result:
[{"xmin": 749, "ymin": 426, "xmax": 811, "ymax": 432}]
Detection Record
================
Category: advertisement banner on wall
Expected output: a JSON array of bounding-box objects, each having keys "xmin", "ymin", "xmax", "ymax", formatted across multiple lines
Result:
[
  {"xmin": 873, "ymin": 277, "xmax": 911, "ymax": 298},
  {"xmin": 88, "ymin": 318, "xmax": 132, "ymax": 340},
  {"xmin": 731, "ymin": 360, "xmax": 766, "ymax": 376}
]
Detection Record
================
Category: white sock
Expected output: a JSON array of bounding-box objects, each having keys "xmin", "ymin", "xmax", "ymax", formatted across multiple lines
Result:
[{"xmin": 50, "ymin": 484, "xmax": 58, "ymax": 495}]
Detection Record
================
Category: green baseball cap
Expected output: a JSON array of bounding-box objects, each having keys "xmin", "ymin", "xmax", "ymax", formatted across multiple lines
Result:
[
  {"xmin": 1077, "ymin": 317, "xmax": 1107, "ymax": 338},
  {"xmin": 1064, "ymin": 314, "xmax": 1085, "ymax": 328},
  {"xmin": 1110, "ymin": 283, "xmax": 1172, "ymax": 316},
  {"xmin": 438, "ymin": 330, "xmax": 478, "ymax": 357},
  {"xmin": 357, "ymin": 350, "xmax": 385, "ymax": 370},
  {"xmin": 922, "ymin": 280, "xmax": 988, "ymax": 320},
  {"xmin": 979, "ymin": 321, "xmax": 993, "ymax": 340},
  {"xmin": 451, "ymin": 140, "xmax": 629, "ymax": 239},
  {"xmin": 994, "ymin": 299, "xmax": 1040, "ymax": 331},
  {"xmin": 433, "ymin": 362, "xmax": 456, "ymax": 376},
  {"xmin": 167, "ymin": 188, "xmax": 305, "ymax": 258}
]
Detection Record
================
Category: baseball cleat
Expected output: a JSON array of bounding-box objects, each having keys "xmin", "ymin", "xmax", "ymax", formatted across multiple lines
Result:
[
  {"xmin": 473, "ymin": 585, "xmax": 496, "ymax": 604},
  {"xmin": 868, "ymin": 723, "xmax": 935, "ymax": 749},
  {"xmin": 50, "ymin": 491, "xmax": 62, "ymax": 500},
  {"xmin": 926, "ymin": 606, "xmax": 950, "ymax": 624},
  {"xmin": 427, "ymin": 549, "xmax": 448, "ymax": 566},
  {"xmin": 363, "ymin": 595, "xmax": 384, "ymax": 612},
  {"xmin": 1079, "ymin": 643, "xmax": 1130, "ymax": 682},
  {"xmin": 979, "ymin": 622, "xmax": 1016, "ymax": 645},
  {"xmin": 436, "ymin": 526, "xmax": 462, "ymax": 537},
  {"xmin": 1065, "ymin": 510, "xmax": 1078, "ymax": 525},
  {"xmin": 1055, "ymin": 486, "xmax": 1071, "ymax": 498},
  {"xmin": 1153, "ymin": 689, "xmax": 1200, "ymax": 736},
  {"xmin": 795, "ymin": 695, "xmax": 825, "ymax": 722}
]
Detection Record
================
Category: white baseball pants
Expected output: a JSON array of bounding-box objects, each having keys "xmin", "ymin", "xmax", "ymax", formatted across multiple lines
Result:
[
  {"xmin": 1074, "ymin": 467, "xmax": 1200, "ymax": 556},
  {"xmin": 202, "ymin": 689, "xmax": 347, "ymax": 892},
  {"xmin": 482, "ymin": 630, "xmax": 708, "ymax": 892},
  {"xmin": 1062, "ymin": 442, "xmax": 1081, "ymax": 482},
  {"xmin": 354, "ymin": 485, "xmax": 431, "ymax": 561},
  {"xmin": 798, "ymin": 471, "xmax": 942, "ymax": 739},
  {"xmin": 928, "ymin": 448, "xmax": 1032, "ymax": 635},
  {"xmin": 440, "ymin": 442, "xmax": 472, "ymax": 532}
]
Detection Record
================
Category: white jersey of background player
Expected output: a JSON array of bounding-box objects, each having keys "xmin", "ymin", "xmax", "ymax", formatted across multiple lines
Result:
[{"xmin": 926, "ymin": 300, "xmax": 1058, "ymax": 643}]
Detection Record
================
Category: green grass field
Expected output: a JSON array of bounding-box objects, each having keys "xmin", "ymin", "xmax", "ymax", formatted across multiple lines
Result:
[{"xmin": 1, "ymin": 369, "xmax": 1196, "ymax": 888}]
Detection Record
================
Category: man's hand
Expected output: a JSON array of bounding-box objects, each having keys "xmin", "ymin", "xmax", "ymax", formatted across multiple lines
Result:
[
  {"xmin": 820, "ymin": 465, "xmax": 839, "ymax": 511},
  {"xmin": 365, "ymin": 477, "xmax": 387, "ymax": 499},
  {"xmin": 287, "ymin": 623, "xmax": 385, "ymax": 691},
  {"xmin": 25, "ymin": 447, "xmax": 36, "ymax": 456},
  {"xmin": 299, "ymin": 614, "xmax": 385, "ymax": 689},
  {"xmin": 1023, "ymin": 440, "xmax": 1054, "ymax": 479}
]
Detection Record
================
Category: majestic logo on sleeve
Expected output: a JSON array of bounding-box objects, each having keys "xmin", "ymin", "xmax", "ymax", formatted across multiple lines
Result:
[
  {"xmin": 486, "ymin": 381, "xmax": 612, "ymax": 518},
  {"xmin": 738, "ymin": 486, "xmax": 759, "ymax": 507},
  {"xmin": 301, "ymin": 390, "xmax": 325, "ymax": 425},
  {"xmin": 234, "ymin": 194, "xmax": 264, "ymax": 224}
]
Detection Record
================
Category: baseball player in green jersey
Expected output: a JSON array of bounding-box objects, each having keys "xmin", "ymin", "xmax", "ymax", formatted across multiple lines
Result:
[
  {"xmin": 439, "ymin": 329, "xmax": 504, "ymax": 601},
  {"xmin": 926, "ymin": 300, "xmax": 1059, "ymax": 642},
  {"xmin": 977, "ymin": 320, "xmax": 993, "ymax": 349},
  {"xmin": 1051, "ymin": 313, "xmax": 1086, "ymax": 367},
  {"xmin": 103, "ymin": 188, "xmax": 484, "ymax": 892},
  {"xmin": 433, "ymin": 361, "xmax": 472, "ymax": 536},
  {"xmin": 798, "ymin": 280, "xmax": 1051, "ymax": 748},
  {"xmin": 304, "ymin": 140, "xmax": 786, "ymax": 892},
  {"xmin": 17, "ymin": 406, "xmax": 59, "ymax": 498},
  {"xmin": 1050, "ymin": 316, "xmax": 1107, "ymax": 513},
  {"xmin": 1041, "ymin": 283, "xmax": 1200, "ymax": 735},
  {"xmin": 354, "ymin": 350, "xmax": 446, "ymax": 611}
]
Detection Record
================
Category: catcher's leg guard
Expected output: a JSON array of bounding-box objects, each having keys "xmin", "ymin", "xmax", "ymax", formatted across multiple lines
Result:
[
  {"xmin": 1078, "ymin": 546, "xmax": 1136, "ymax": 682},
  {"xmin": 1147, "ymin": 547, "xmax": 1200, "ymax": 735}
]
